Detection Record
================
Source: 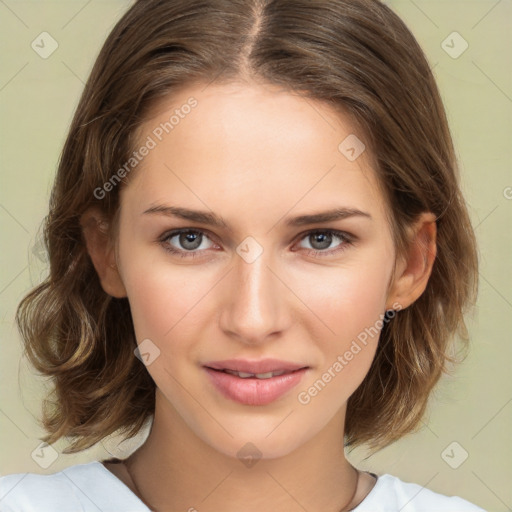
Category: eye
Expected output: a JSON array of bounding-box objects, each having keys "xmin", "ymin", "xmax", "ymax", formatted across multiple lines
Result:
[
  {"xmin": 160, "ymin": 229, "xmax": 217, "ymax": 258},
  {"xmin": 159, "ymin": 228, "xmax": 354, "ymax": 259},
  {"xmin": 294, "ymin": 229, "xmax": 354, "ymax": 257}
]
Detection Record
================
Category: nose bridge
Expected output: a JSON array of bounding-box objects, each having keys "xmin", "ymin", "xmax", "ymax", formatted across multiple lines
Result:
[{"xmin": 220, "ymin": 241, "xmax": 287, "ymax": 343}]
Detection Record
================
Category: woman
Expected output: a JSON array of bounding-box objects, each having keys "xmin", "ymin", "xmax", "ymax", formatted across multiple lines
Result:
[{"xmin": 0, "ymin": 0, "xmax": 484, "ymax": 510}]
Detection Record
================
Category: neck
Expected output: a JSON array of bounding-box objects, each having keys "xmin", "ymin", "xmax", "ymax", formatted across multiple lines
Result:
[{"xmin": 124, "ymin": 390, "xmax": 360, "ymax": 512}]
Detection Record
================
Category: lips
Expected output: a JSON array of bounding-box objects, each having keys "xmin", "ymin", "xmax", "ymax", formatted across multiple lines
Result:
[
  {"xmin": 202, "ymin": 358, "xmax": 310, "ymax": 405},
  {"xmin": 222, "ymin": 368, "xmax": 288, "ymax": 379},
  {"xmin": 203, "ymin": 358, "xmax": 308, "ymax": 374}
]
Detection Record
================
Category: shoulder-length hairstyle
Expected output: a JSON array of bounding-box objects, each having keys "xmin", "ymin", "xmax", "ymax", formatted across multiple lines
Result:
[{"xmin": 16, "ymin": 0, "xmax": 478, "ymax": 454}]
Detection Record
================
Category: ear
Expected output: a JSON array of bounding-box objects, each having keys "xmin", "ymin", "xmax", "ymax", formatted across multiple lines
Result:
[
  {"xmin": 80, "ymin": 206, "xmax": 127, "ymax": 298},
  {"xmin": 385, "ymin": 212, "xmax": 437, "ymax": 311}
]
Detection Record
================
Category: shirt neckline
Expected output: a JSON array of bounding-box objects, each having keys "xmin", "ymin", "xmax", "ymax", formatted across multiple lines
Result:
[
  {"xmin": 95, "ymin": 460, "xmax": 152, "ymax": 510},
  {"xmin": 350, "ymin": 471, "xmax": 384, "ymax": 510},
  {"xmin": 94, "ymin": 460, "xmax": 384, "ymax": 511}
]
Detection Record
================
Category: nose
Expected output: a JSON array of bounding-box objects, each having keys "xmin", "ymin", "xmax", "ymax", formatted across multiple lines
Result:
[{"xmin": 219, "ymin": 245, "xmax": 292, "ymax": 346}]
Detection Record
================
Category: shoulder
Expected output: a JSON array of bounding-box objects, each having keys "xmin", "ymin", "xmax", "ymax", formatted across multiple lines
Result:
[
  {"xmin": 0, "ymin": 461, "xmax": 148, "ymax": 512},
  {"xmin": 0, "ymin": 468, "xmax": 78, "ymax": 511},
  {"xmin": 355, "ymin": 473, "xmax": 487, "ymax": 512}
]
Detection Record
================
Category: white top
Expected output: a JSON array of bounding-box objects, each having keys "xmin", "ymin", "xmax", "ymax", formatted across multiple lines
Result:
[{"xmin": 0, "ymin": 461, "xmax": 486, "ymax": 511}]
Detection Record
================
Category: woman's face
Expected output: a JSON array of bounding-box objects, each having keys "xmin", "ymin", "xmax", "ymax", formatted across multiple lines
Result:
[{"xmin": 115, "ymin": 81, "xmax": 401, "ymax": 459}]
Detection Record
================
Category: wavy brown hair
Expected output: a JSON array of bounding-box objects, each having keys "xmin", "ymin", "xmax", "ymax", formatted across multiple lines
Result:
[{"xmin": 16, "ymin": 0, "xmax": 478, "ymax": 454}]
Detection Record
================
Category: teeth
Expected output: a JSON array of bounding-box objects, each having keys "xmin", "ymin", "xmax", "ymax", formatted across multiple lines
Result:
[{"xmin": 224, "ymin": 369, "xmax": 288, "ymax": 379}]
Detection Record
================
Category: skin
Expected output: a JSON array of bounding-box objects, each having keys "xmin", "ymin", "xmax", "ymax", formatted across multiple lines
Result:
[{"xmin": 82, "ymin": 80, "xmax": 436, "ymax": 511}]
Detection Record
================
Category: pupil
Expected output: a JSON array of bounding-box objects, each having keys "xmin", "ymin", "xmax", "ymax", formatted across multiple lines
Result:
[
  {"xmin": 181, "ymin": 231, "xmax": 201, "ymax": 249},
  {"xmin": 312, "ymin": 232, "xmax": 331, "ymax": 249}
]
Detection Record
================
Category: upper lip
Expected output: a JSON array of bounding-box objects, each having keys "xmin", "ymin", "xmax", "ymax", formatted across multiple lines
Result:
[{"xmin": 204, "ymin": 358, "xmax": 309, "ymax": 374}]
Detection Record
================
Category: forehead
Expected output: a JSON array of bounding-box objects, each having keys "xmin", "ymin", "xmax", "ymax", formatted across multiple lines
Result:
[{"xmin": 121, "ymin": 81, "xmax": 388, "ymax": 229}]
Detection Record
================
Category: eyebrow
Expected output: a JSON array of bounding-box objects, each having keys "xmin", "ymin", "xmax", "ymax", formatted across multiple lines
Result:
[{"xmin": 142, "ymin": 204, "xmax": 372, "ymax": 228}]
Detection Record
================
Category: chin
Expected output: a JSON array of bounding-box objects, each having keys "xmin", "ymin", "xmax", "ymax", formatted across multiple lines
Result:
[
  {"xmin": 216, "ymin": 432, "xmax": 306, "ymax": 462},
  {"xmin": 190, "ymin": 412, "xmax": 318, "ymax": 463}
]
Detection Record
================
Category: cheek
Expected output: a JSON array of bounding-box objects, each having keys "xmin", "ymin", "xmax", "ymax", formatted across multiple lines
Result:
[
  {"xmin": 120, "ymin": 259, "xmax": 215, "ymax": 400},
  {"xmin": 123, "ymin": 261, "xmax": 209, "ymax": 342},
  {"xmin": 292, "ymin": 253, "xmax": 392, "ymax": 341},
  {"xmin": 117, "ymin": 223, "xmax": 212, "ymax": 338},
  {"xmin": 291, "ymin": 254, "xmax": 392, "ymax": 400},
  {"xmin": 294, "ymin": 310, "xmax": 384, "ymax": 423}
]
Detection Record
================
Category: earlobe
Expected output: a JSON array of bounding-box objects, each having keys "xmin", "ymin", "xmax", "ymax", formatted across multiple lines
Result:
[
  {"xmin": 80, "ymin": 207, "xmax": 127, "ymax": 299},
  {"xmin": 386, "ymin": 212, "xmax": 437, "ymax": 311}
]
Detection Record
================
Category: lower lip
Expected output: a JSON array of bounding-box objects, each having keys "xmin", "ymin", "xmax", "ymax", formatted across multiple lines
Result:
[{"xmin": 204, "ymin": 367, "xmax": 308, "ymax": 406}]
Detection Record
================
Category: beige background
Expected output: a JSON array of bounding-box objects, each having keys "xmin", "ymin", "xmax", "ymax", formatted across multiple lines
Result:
[{"xmin": 0, "ymin": 1, "xmax": 511, "ymax": 510}]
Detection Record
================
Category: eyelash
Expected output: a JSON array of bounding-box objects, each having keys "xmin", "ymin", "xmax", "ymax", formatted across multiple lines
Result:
[{"xmin": 158, "ymin": 228, "xmax": 355, "ymax": 259}]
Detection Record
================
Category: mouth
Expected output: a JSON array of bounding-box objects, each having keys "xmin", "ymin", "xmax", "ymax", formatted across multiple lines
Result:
[
  {"xmin": 205, "ymin": 367, "xmax": 306, "ymax": 379},
  {"xmin": 203, "ymin": 358, "xmax": 309, "ymax": 375},
  {"xmin": 202, "ymin": 359, "xmax": 310, "ymax": 406}
]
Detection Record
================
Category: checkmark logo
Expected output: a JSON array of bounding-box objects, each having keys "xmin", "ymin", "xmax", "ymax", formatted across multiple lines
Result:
[
  {"xmin": 31, "ymin": 32, "xmax": 58, "ymax": 59},
  {"xmin": 134, "ymin": 338, "xmax": 161, "ymax": 366},
  {"xmin": 441, "ymin": 441, "xmax": 469, "ymax": 469},
  {"xmin": 237, "ymin": 442, "xmax": 262, "ymax": 468},
  {"xmin": 345, "ymin": 147, "xmax": 356, "ymax": 159},
  {"xmin": 338, "ymin": 134, "xmax": 366, "ymax": 162},
  {"xmin": 441, "ymin": 31, "xmax": 468, "ymax": 59},
  {"xmin": 31, "ymin": 441, "xmax": 59, "ymax": 468},
  {"xmin": 236, "ymin": 236, "xmax": 263, "ymax": 263}
]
